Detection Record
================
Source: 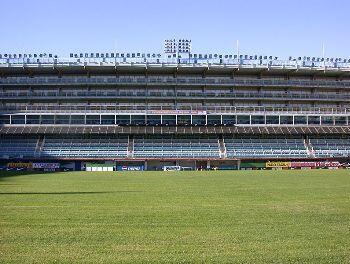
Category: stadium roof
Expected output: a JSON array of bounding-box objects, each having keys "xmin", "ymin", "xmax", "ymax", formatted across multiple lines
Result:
[
  {"xmin": 1, "ymin": 54, "xmax": 350, "ymax": 77},
  {"xmin": 0, "ymin": 125, "xmax": 349, "ymax": 135}
]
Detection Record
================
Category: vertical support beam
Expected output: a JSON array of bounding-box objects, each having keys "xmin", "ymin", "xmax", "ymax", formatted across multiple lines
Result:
[
  {"xmin": 144, "ymin": 160, "xmax": 148, "ymax": 171},
  {"xmin": 237, "ymin": 159, "xmax": 241, "ymax": 170},
  {"xmin": 206, "ymin": 160, "xmax": 211, "ymax": 170}
]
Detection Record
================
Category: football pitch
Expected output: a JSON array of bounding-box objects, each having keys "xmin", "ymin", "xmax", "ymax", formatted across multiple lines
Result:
[{"xmin": 1, "ymin": 170, "xmax": 349, "ymax": 263}]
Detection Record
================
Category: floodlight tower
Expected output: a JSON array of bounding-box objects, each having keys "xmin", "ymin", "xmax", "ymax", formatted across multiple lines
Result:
[{"xmin": 164, "ymin": 38, "xmax": 192, "ymax": 63}]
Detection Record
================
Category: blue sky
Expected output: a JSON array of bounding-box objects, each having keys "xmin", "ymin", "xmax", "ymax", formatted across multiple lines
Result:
[{"xmin": 1, "ymin": 0, "xmax": 349, "ymax": 59}]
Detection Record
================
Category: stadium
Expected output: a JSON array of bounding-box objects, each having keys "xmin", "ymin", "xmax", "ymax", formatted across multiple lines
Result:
[
  {"xmin": 1, "ymin": 37, "xmax": 350, "ymax": 261},
  {"xmin": 0, "ymin": 39, "xmax": 350, "ymax": 171}
]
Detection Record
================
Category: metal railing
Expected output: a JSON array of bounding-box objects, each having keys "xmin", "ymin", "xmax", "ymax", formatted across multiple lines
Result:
[
  {"xmin": 1, "ymin": 91, "xmax": 349, "ymax": 101},
  {"xmin": 1, "ymin": 105, "xmax": 349, "ymax": 115},
  {"xmin": 1, "ymin": 76, "xmax": 350, "ymax": 89},
  {"xmin": 1, "ymin": 56, "xmax": 350, "ymax": 70}
]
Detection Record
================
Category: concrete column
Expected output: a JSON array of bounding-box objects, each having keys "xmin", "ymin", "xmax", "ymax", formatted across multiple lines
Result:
[{"xmin": 237, "ymin": 159, "xmax": 241, "ymax": 170}]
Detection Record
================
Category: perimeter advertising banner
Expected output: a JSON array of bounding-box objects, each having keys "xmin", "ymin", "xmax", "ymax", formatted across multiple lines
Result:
[
  {"xmin": 117, "ymin": 165, "xmax": 144, "ymax": 171},
  {"xmin": 147, "ymin": 110, "xmax": 207, "ymax": 115},
  {"xmin": 265, "ymin": 162, "xmax": 291, "ymax": 168},
  {"xmin": 7, "ymin": 162, "xmax": 60, "ymax": 169},
  {"xmin": 291, "ymin": 161, "xmax": 341, "ymax": 168},
  {"xmin": 7, "ymin": 162, "xmax": 32, "ymax": 168},
  {"xmin": 32, "ymin": 163, "xmax": 60, "ymax": 169}
]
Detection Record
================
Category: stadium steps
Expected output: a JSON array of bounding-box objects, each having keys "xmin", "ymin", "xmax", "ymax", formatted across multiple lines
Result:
[
  {"xmin": 127, "ymin": 135, "xmax": 134, "ymax": 158},
  {"xmin": 219, "ymin": 137, "xmax": 227, "ymax": 158},
  {"xmin": 35, "ymin": 136, "xmax": 45, "ymax": 157},
  {"xmin": 304, "ymin": 137, "xmax": 315, "ymax": 158}
]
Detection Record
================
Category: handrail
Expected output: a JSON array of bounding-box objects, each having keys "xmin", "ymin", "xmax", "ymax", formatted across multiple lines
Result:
[{"xmin": 1, "ymin": 76, "xmax": 350, "ymax": 88}]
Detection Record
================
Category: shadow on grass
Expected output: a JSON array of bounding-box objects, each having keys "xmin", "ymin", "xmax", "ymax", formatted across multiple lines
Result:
[
  {"xmin": 0, "ymin": 191, "xmax": 142, "ymax": 195},
  {"xmin": 0, "ymin": 171, "xmax": 79, "ymax": 181},
  {"xmin": 0, "ymin": 171, "xmax": 49, "ymax": 181}
]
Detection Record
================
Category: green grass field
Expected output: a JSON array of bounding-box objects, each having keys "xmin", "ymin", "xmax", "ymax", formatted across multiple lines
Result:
[{"xmin": 1, "ymin": 170, "xmax": 350, "ymax": 263}]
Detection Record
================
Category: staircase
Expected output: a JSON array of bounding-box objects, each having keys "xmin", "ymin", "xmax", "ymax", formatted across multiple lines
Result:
[
  {"xmin": 127, "ymin": 135, "xmax": 134, "ymax": 158},
  {"xmin": 304, "ymin": 136, "xmax": 315, "ymax": 158},
  {"xmin": 218, "ymin": 136, "xmax": 227, "ymax": 158},
  {"xmin": 34, "ymin": 136, "xmax": 45, "ymax": 157}
]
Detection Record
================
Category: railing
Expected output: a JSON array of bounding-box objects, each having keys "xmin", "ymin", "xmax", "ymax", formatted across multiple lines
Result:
[
  {"xmin": 1, "ymin": 76, "xmax": 350, "ymax": 88},
  {"xmin": 1, "ymin": 91, "xmax": 349, "ymax": 101},
  {"xmin": 1, "ymin": 56, "xmax": 350, "ymax": 70},
  {"xmin": 1, "ymin": 105, "xmax": 349, "ymax": 115}
]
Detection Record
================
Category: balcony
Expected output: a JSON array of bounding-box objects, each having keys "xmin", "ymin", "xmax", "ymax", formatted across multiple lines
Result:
[
  {"xmin": 0, "ymin": 104, "xmax": 349, "ymax": 115},
  {"xmin": 0, "ymin": 91, "xmax": 349, "ymax": 102},
  {"xmin": 1, "ymin": 76, "xmax": 350, "ymax": 89}
]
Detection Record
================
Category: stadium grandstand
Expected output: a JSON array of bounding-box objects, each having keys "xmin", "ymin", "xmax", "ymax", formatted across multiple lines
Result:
[{"xmin": 1, "ymin": 39, "xmax": 350, "ymax": 171}]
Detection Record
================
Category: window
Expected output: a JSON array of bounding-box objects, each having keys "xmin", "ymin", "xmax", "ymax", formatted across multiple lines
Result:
[
  {"xmin": 192, "ymin": 115, "xmax": 206, "ymax": 125},
  {"xmin": 101, "ymin": 115, "xmax": 115, "ymax": 125},
  {"xmin": 265, "ymin": 116, "xmax": 279, "ymax": 125},
  {"xmin": 40, "ymin": 115, "xmax": 54, "ymax": 124},
  {"xmin": 0, "ymin": 115, "xmax": 10, "ymax": 124},
  {"xmin": 237, "ymin": 115, "xmax": 250, "ymax": 125},
  {"xmin": 294, "ymin": 116, "xmax": 307, "ymax": 125},
  {"xmin": 71, "ymin": 115, "xmax": 85, "ymax": 125},
  {"xmin": 321, "ymin": 116, "xmax": 334, "ymax": 125},
  {"xmin": 116, "ymin": 115, "xmax": 130, "ymax": 125},
  {"xmin": 86, "ymin": 115, "xmax": 100, "ymax": 125},
  {"xmin": 56, "ymin": 115, "xmax": 70, "ymax": 124},
  {"xmin": 308, "ymin": 116, "xmax": 320, "ymax": 125},
  {"xmin": 251, "ymin": 115, "xmax": 265, "ymax": 125},
  {"xmin": 130, "ymin": 115, "xmax": 145, "ymax": 125},
  {"xmin": 222, "ymin": 115, "xmax": 236, "ymax": 125},
  {"xmin": 146, "ymin": 115, "xmax": 161, "ymax": 126},
  {"xmin": 207, "ymin": 115, "xmax": 221, "ymax": 125},
  {"xmin": 162, "ymin": 115, "xmax": 176, "ymax": 125},
  {"xmin": 177, "ymin": 115, "xmax": 191, "ymax": 125},
  {"xmin": 280, "ymin": 116, "xmax": 293, "ymax": 125},
  {"xmin": 26, "ymin": 115, "xmax": 40, "ymax": 124},
  {"xmin": 334, "ymin": 116, "xmax": 347, "ymax": 125},
  {"xmin": 11, "ymin": 115, "xmax": 25, "ymax": 124}
]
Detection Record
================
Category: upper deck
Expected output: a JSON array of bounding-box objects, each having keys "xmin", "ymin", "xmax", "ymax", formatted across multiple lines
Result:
[{"xmin": 1, "ymin": 53, "xmax": 350, "ymax": 77}]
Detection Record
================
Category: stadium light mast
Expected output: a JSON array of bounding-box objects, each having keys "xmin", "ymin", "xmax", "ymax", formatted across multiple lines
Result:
[
  {"xmin": 164, "ymin": 38, "xmax": 192, "ymax": 64},
  {"xmin": 322, "ymin": 43, "xmax": 326, "ymax": 72},
  {"xmin": 236, "ymin": 40, "xmax": 240, "ymax": 65}
]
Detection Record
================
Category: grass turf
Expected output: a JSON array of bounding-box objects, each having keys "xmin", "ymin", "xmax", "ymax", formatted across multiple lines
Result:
[{"xmin": 0, "ymin": 170, "xmax": 350, "ymax": 263}]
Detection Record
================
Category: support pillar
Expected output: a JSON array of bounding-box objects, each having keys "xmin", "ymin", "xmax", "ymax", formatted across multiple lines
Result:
[{"xmin": 207, "ymin": 160, "xmax": 211, "ymax": 170}]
